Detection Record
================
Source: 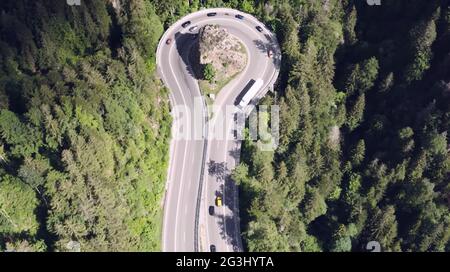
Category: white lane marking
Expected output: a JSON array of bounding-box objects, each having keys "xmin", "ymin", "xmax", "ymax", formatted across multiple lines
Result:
[
  {"xmin": 190, "ymin": 16, "xmax": 275, "ymax": 252},
  {"xmin": 162, "ymin": 108, "xmax": 179, "ymax": 251},
  {"xmin": 200, "ymin": 19, "xmax": 270, "ymax": 122},
  {"xmin": 160, "ymin": 64, "xmax": 186, "ymax": 252},
  {"xmin": 220, "ymin": 60, "xmax": 275, "ymax": 252},
  {"xmin": 159, "ymin": 11, "xmax": 280, "ymax": 252},
  {"xmin": 176, "ymin": 38, "xmax": 207, "ymax": 253},
  {"xmin": 190, "ymin": 17, "xmax": 265, "ymax": 252},
  {"xmin": 225, "ymin": 21, "xmax": 272, "ymax": 252},
  {"xmin": 219, "ymin": 40, "xmax": 275, "ymax": 252},
  {"xmin": 164, "ymin": 41, "xmax": 191, "ymax": 252}
]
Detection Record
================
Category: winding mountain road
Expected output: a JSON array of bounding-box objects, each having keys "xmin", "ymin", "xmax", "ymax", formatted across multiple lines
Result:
[{"xmin": 156, "ymin": 8, "xmax": 280, "ymax": 252}]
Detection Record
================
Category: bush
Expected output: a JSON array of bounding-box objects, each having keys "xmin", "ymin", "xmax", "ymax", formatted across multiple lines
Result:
[{"xmin": 203, "ymin": 63, "xmax": 215, "ymax": 82}]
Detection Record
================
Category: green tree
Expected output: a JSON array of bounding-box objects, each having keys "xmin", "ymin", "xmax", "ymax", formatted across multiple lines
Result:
[
  {"xmin": 240, "ymin": 0, "xmax": 255, "ymax": 14},
  {"xmin": 404, "ymin": 18, "xmax": 437, "ymax": 83},
  {"xmin": 343, "ymin": 5, "xmax": 357, "ymax": 45},
  {"xmin": 123, "ymin": 0, "xmax": 163, "ymax": 70},
  {"xmin": 350, "ymin": 139, "xmax": 366, "ymax": 167},
  {"xmin": 330, "ymin": 224, "xmax": 357, "ymax": 252},
  {"xmin": 245, "ymin": 214, "xmax": 288, "ymax": 252},
  {"xmin": 203, "ymin": 63, "xmax": 216, "ymax": 82},
  {"xmin": 0, "ymin": 175, "xmax": 39, "ymax": 235},
  {"xmin": 0, "ymin": 110, "xmax": 42, "ymax": 158},
  {"xmin": 4, "ymin": 239, "xmax": 47, "ymax": 252},
  {"xmin": 346, "ymin": 93, "xmax": 366, "ymax": 131},
  {"xmin": 302, "ymin": 187, "xmax": 327, "ymax": 224},
  {"xmin": 398, "ymin": 127, "xmax": 415, "ymax": 154},
  {"xmin": 363, "ymin": 206, "xmax": 399, "ymax": 251},
  {"xmin": 343, "ymin": 57, "xmax": 379, "ymax": 96}
]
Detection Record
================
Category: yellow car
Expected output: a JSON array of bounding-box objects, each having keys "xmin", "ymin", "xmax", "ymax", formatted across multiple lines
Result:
[{"xmin": 215, "ymin": 196, "xmax": 223, "ymax": 207}]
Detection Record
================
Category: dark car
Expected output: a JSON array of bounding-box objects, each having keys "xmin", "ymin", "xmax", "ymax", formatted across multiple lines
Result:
[
  {"xmin": 181, "ymin": 21, "xmax": 191, "ymax": 28},
  {"xmin": 165, "ymin": 38, "xmax": 172, "ymax": 45},
  {"xmin": 207, "ymin": 12, "xmax": 217, "ymax": 17},
  {"xmin": 209, "ymin": 206, "xmax": 214, "ymax": 216},
  {"xmin": 210, "ymin": 245, "xmax": 216, "ymax": 252},
  {"xmin": 235, "ymin": 14, "xmax": 244, "ymax": 20},
  {"xmin": 256, "ymin": 26, "xmax": 263, "ymax": 32}
]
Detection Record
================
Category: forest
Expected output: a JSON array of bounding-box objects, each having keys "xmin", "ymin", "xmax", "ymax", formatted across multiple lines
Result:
[
  {"xmin": 0, "ymin": 0, "xmax": 449, "ymax": 252},
  {"xmin": 232, "ymin": 0, "xmax": 450, "ymax": 252},
  {"xmin": 0, "ymin": 0, "xmax": 171, "ymax": 251}
]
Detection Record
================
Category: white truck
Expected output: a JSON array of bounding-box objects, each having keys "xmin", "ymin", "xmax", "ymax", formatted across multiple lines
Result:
[{"xmin": 237, "ymin": 79, "xmax": 264, "ymax": 109}]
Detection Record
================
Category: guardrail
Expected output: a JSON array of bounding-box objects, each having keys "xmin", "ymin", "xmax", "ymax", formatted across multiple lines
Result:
[
  {"xmin": 194, "ymin": 97, "xmax": 209, "ymax": 252},
  {"xmin": 157, "ymin": 7, "xmax": 281, "ymax": 252}
]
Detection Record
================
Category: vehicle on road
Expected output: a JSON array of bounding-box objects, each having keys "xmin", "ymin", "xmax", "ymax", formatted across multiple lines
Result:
[
  {"xmin": 268, "ymin": 49, "xmax": 273, "ymax": 58},
  {"xmin": 215, "ymin": 196, "xmax": 223, "ymax": 207},
  {"xmin": 233, "ymin": 129, "xmax": 238, "ymax": 139},
  {"xmin": 157, "ymin": 8, "xmax": 281, "ymax": 253},
  {"xmin": 256, "ymin": 26, "xmax": 263, "ymax": 32},
  {"xmin": 181, "ymin": 21, "xmax": 191, "ymax": 28},
  {"xmin": 207, "ymin": 12, "xmax": 217, "ymax": 17},
  {"xmin": 236, "ymin": 79, "xmax": 264, "ymax": 109},
  {"xmin": 210, "ymin": 245, "xmax": 216, "ymax": 252}
]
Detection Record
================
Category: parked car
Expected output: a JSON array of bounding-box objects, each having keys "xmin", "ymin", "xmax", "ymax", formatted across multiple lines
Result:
[
  {"xmin": 207, "ymin": 12, "xmax": 217, "ymax": 17},
  {"xmin": 215, "ymin": 196, "xmax": 222, "ymax": 207},
  {"xmin": 166, "ymin": 38, "xmax": 172, "ymax": 45},
  {"xmin": 181, "ymin": 21, "xmax": 191, "ymax": 28},
  {"xmin": 210, "ymin": 245, "xmax": 216, "ymax": 252},
  {"xmin": 267, "ymin": 49, "xmax": 273, "ymax": 58},
  {"xmin": 256, "ymin": 26, "xmax": 263, "ymax": 32},
  {"xmin": 235, "ymin": 14, "xmax": 244, "ymax": 20},
  {"xmin": 189, "ymin": 25, "xmax": 198, "ymax": 32},
  {"xmin": 209, "ymin": 206, "xmax": 215, "ymax": 215}
]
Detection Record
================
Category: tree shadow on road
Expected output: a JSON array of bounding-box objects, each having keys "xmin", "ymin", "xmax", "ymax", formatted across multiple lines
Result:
[
  {"xmin": 208, "ymin": 160, "xmax": 228, "ymax": 182},
  {"xmin": 174, "ymin": 31, "xmax": 203, "ymax": 79},
  {"xmin": 216, "ymin": 176, "xmax": 243, "ymax": 251},
  {"xmin": 228, "ymin": 148, "xmax": 241, "ymax": 161},
  {"xmin": 253, "ymin": 38, "xmax": 281, "ymax": 70}
]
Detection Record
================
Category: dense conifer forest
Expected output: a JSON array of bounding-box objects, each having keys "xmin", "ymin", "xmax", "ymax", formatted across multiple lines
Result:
[
  {"xmin": 0, "ymin": 0, "xmax": 171, "ymax": 251},
  {"xmin": 0, "ymin": 0, "xmax": 449, "ymax": 251}
]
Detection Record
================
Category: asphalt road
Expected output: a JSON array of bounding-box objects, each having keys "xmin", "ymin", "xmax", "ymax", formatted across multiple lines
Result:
[{"xmin": 156, "ymin": 8, "xmax": 280, "ymax": 252}]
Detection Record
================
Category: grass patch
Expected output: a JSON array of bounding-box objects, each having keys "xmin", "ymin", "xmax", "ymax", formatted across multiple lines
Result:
[
  {"xmin": 199, "ymin": 71, "xmax": 241, "ymax": 103},
  {"xmin": 194, "ymin": 41, "xmax": 247, "ymax": 106}
]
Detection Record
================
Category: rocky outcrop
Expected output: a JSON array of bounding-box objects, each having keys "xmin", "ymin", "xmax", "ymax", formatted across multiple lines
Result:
[{"xmin": 198, "ymin": 25, "xmax": 246, "ymax": 81}]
